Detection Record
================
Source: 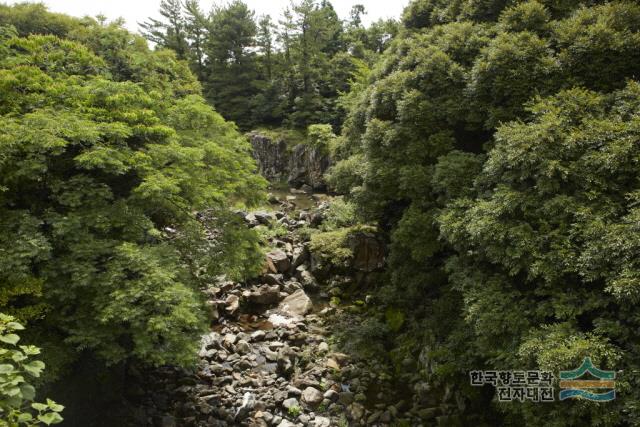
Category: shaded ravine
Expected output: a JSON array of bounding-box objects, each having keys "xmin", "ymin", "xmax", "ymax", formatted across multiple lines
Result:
[{"xmin": 121, "ymin": 189, "xmax": 413, "ymax": 427}]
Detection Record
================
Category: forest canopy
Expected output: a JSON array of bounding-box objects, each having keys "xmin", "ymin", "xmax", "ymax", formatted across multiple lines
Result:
[
  {"xmin": 2, "ymin": 0, "xmax": 640, "ymax": 425},
  {"xmin": 0, "ymin": 4, "xmax": 266, "ymax": 376}
]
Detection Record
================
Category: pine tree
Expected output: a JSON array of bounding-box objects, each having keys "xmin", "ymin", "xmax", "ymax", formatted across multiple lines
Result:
[
  {"xmin": 204, "ymin": 0, "xmax": 258, "ymax": 129},
  {"xmin": 140, "ymin": 0, "xmax": 189, "ymax": 59}
]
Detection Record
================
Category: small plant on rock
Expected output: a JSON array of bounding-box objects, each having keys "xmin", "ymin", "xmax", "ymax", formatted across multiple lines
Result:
[{"xmin": 287, "ymin": 405, "xmax": 301, "ymax": 417}]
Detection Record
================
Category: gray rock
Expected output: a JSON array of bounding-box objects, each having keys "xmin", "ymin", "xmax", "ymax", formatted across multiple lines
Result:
[
  {"xmin": 290, "ymin": 245, "xmax": 309, "ymax": 270},
  {"xmin": 264, "ymin": 273, "xmax": 284, "ymax": 286},
  {"xmin": 298, "ymin": 414, "xmax": 310, "ymax": 425},
  {"xmin": 338, "ymin": 391, "xmax": 354, "ymax": 405},
  {"xmin": 323, "ymin": 390, "xmax": 338, "ymax": 401},
  {"xmin": 251, "ymin": 330, "xmax": 266, "ymax": 341},
  {"xmin": 254, "ymin": 211, "xmax": 274, "ymax": 225},
  {"xmin": 249, "ymin": 133, "xmax": 289, "ymax": 182},
  {"xmin": 313, "ymin": 416, "xmax": 331, "ymax": 427},
  {"xmin": 279, "ymin": 290, "xmax": 313, "ymax": 316},
  {"xmin": 225, "ymin": 294, "xmax": 240, "ymax": 315},
  {"xmin": 249, "ymin": 285, "xmax": 281, "ymax": 305},
  {"xmin": 244, "ymin": 212, "xmax": 260, "ymax": 227},
  {"xmin": 236, "ymin": 340, "xmax": 251, "ymax": 354},
  {"xmin": 301, "ymin": 387, "xmax": 323, "ymax": 407},
  {"xmin": 277, "ymin": 345, "xmax": 296, "ymax": 377},
  {"xmin": 223, "ymin": 333, "xmax": 237, "ymax": 348},
  {"xmin": 267, "ymin": 249, "xmax": 291, "ymax": 273},
  {"xmin": 287, "ymin": 385, "xmax": 303, "ymax": 397},
  {"xmin": 348, "ymin": 403, "xmax": 365, "ymax": 420},
  {"xmin": 282, "ymin": 397, "xmax": 299, "ymax": 410},
  {"xmin": 234, "ymin": 392, "xmax": 256, "ymax": 421},
  {"xmin": 298, "ymin": 270, "xmax": 318, "ymax": 291}
]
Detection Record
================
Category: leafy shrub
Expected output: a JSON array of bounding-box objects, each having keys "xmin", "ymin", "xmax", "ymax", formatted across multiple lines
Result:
[
  {"xmin": 321, "ymin": 197, "xmax": 359, "ymax": 231},
  {"xmin": 0, "ymin": 314, "xmax": 63, "ymax": 426}
]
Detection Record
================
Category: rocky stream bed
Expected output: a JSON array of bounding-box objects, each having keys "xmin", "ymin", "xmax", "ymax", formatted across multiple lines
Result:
[{"xmin": 122, "ymin": 189, "xmax": 457, "ymax": 427}]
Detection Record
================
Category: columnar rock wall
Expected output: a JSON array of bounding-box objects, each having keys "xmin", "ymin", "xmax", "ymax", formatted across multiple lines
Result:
[
  {"xmin": 248, "ymin": 133, "xmax": 331, "ymax": 191},
  {"xmin": 249, "ymin": 133, "xmax": 290, "ymax": 182}
]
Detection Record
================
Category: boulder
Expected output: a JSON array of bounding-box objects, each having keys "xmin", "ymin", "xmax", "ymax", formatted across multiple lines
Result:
[
  {"xmin": 298, "ymin": 270, "xmax": 318, "ymax": 291},
  {"xmin": 244, "ymin": 213, "xmax": 260, "ymax": 227},
  {"xmin": 278, "ymin": 290, "xmax": 313, "ymax": 316},
  {"xmin": 313, "ymin": 417, "xmax": 331, "ymax": 427},
  {"xmin": 267, "ymin": 249, "xmax": 291, "ymax": 274},
  {"xmin": 225, "ymin": 294, "xmax": 240, "ymax": 315},
  {"xmin": 301, "ymin": 387, "xmax": 323, "ymax": 406},
  {"xmin": 290, "ymin": 245, "xmax": 309, "ymax": 270},
  {"xmin": 248, "ymin": 285, "xmax": 281, "ymax": 305},
  {"xmin": 253, "ymin": 211, "xmax": 274, "ymax": 225},
  {"xmin": 338, "ymin": 391, "xmax": 354, "ymax": 405},
  {"xmin": 264, "ymin": 273, "xmax": 284, "ymax": 286},
  {"xmin": 235, "ymin": 340, "xmax": 251, "ymax": 354}
]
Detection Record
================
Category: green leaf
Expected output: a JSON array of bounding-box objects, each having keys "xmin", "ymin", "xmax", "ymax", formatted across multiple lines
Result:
[
  {"xmin": 31, "ymin": 402, "xmax": 47, "ymax": 411},
  {"xmin": 11, "ymin": 352, "xmax": 27, "ymax": 363},
  {"xmin": 6, "ymin": 322, "xmax": 25, "ymax": 331},
  {"xmin": 19, "ymin": 346, "xmax": 41, "ymax": 356},
  {"xmin": 17, "ymin": 412, "xmax": 33, "ymax": 422},
  {"xmin": 0, "ymin": 364, "xmax": 15, "ymax": 374},
  {"xmin": 20, "ymin": 384, "xmax": 35, "ymax": 401},
  {"xmin": 38, "ymin": 412, "xmax": 63, "ymax": 425},
  {"xmin": 23, "ymin": 361, "xmax": 45, "ymax": 378},
  {"xmin": 46, "ymin": 399, "xmax": 64, "ymax": 412},
  {"xmin": 0, "ymin": 334, "xmax": 20, "ymax": 345},
  {"xmin": 6, "ymin": 386, "xmax": 21, "ymax": 397}
]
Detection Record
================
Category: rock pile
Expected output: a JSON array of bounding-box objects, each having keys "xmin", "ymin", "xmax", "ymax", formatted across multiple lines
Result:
[{"xmin": 125, "ymin": 195, "xmax": 437, "ymax": 427}]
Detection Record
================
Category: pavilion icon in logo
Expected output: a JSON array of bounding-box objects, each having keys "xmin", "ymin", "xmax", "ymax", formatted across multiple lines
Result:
[{"xmin": 559, "ymin": 357, "xmax": 616, "ymax": 402}]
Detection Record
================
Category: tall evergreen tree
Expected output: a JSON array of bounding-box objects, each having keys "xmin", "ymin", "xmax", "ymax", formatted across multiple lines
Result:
[
  {"xmin": 183, "ymin": 0, "xmax": 208, "ymax": 79},
  {"xmin": 204, "ymin": 0, "xmax": 258, "ymax": 129},
  {"xmin": 140, "ymin": 0, "xmax": 189, "ymax": 59}
]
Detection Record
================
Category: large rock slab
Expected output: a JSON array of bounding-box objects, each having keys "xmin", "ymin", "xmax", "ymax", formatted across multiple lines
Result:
[
  {"xmin": 267, "ymin": 249, "xmax": 291, "ymax": 274},
  {"xmin": 248, "ymin": 285, "xmax": 281, "ymax": 305},
  {"xmin": 278, "ymin": 289, "xmax": 312, "ymax": 316}
]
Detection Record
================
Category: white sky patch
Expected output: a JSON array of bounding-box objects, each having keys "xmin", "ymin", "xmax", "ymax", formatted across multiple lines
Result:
[{"xmin": 5, "ymin": 0, "xmax": 407, "ymax": 33}]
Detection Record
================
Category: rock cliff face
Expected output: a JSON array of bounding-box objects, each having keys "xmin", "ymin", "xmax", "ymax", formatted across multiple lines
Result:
[
  {"xmin": 248, "ymin": 132, "xmax": 330, "ymax": 190},
  {"xmin": 249, "ymin": 133, "xmax": 289, "ymax": 182}
]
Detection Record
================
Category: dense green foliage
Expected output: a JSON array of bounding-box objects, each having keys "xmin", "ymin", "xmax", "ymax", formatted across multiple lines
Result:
[
  {"xmin": 143, "ymin": 0, "xmax": 399, "ymax": 130},
  {"xmin": 3, "ymin": 0, "xmax": 640, "ymax": 425},
  {"xmin": 0, "ymin": 5, "xmax": 266, "ymax": 377},
  {"xmin": 330, "ymin": 0, "xmax": 640, "ymax": 424},
  {"xmin": 0, "ymin": 314, "xmax": 63, "ymax": 427}
]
